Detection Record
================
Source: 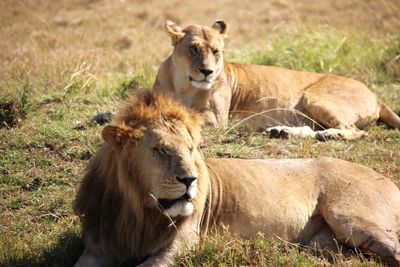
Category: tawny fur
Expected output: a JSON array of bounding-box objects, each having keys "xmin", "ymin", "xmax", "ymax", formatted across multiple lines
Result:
[
  {"xmin": 154, "ymin": 21, "xmax": 400, "ymax": 140},
  {"xmin": 74, "ymin": 91, "xmax": 400, "ymax": 267}
]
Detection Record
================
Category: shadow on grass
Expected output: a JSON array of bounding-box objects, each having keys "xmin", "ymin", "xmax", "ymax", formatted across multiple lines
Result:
[{"xmin": 4, "ymin": 230, "xmax": 84, "ymax": 267}]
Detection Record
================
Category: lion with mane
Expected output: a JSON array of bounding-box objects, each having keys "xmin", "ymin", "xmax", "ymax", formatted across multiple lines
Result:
[
  {"xmin": 74, "ymin": 91, "xmax": 400, "ymax": 267},
  {"xmin": 154, "ymin": 21, "xmax": 400, "ymax": 140}
]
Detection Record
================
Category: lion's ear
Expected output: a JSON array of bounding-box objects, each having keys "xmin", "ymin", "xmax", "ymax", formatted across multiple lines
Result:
[
  {"xmin": 102, "ymin": 125, "xmax": 127, "ymax": 147},
  {"xmin": 102, "ymin": 125, "xmax": 144, "ymax": 148},
  {"xmin": 165, "ymin": 20, "xmax": 185, "ymax": 46},
  {"xmin": 212, "ymin": 21, "xmax": 228, "ymax": 37}
]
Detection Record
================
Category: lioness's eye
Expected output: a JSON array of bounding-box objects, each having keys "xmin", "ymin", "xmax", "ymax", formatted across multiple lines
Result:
[
  {"xmin": 153, "ymin": 147, "xmax": 168, "ymax": 156},
  {"xmin": 190, "ymin": 45, "xmax": 199, "ymax": 54},
  {"xmin": 189, "ymin": 146, "xmax": 194, "ymax": 153},
  {"xmin": 212, "ymin": 49, "xmax": 219, "ymax": 55}
]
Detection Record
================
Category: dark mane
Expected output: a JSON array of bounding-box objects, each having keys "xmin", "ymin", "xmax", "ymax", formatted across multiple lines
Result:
[{"xmin": 73, "ymin": 90, "xmax": 204, "ymax": 262}]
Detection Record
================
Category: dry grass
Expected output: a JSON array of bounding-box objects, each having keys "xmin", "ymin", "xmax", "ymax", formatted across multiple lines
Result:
[{"xmin": 1, "ymin": 0, "xmax": 400, "ymax": 266}]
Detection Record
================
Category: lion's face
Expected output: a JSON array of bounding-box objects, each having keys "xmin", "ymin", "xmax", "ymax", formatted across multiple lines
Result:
[
  {"xmin": 166, "ymin": 21, "xmax": 228, "ymax": 90},
  {"xmin": 103, "ymin": 119, "xmax": 200, "ymax": 218},
  {"xmin": 138, "ymin": 120, "xmax": 199, "ymax": 217}
]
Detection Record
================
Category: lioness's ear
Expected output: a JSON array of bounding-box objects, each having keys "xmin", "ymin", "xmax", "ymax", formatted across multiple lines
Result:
[
  {"xmin": 165, "ymin": 20, "xmax": 184, "ymax": 46},
  {"xmin": 212, "ymin": 21, "xmax": 228, "ymax": 37},
  {"xmin": 102, "ymin": 125, "xmax": 144, "ymax": 148}
]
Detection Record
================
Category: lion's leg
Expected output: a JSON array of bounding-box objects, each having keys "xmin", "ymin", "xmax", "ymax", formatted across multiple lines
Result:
[
  {"xmin": 322, "ymin": 211, "xmax": 400, "ymax": 267},
  {"xmin": 306, "ymin": 224, "xmax": 344, "ymax": 253},
  {"xmin": 74, "ymin": 248, "xmax": 112, "ymax": 267},
  {"xmin": 305, "ymin": 223, "xmax": 353, "ymax": 261}
]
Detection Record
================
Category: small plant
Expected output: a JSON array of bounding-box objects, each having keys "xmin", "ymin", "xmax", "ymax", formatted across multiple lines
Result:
[
  {"xmin": 114, "ymin": 70, "xmax": 155, "ymax": 99},
  {"xmin": 63, "ymin": 63, "xmax": 97, "ymax": 96},
  {"xmin": 114, "ymin": 74, "xmax": 141, "ymax": 99},
  {"xmin": 0, "ymin": 84, "xmax": 33, "ymax": 128}
]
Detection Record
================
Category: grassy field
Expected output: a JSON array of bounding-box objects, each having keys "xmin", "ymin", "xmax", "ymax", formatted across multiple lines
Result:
[{"xmin": 1, "ymin": 1, "xmax": 400, "ymax": 266}]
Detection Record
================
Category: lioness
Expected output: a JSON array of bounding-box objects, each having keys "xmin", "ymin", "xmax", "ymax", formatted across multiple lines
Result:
[
  {"xmin": 74, "ymin": 91, "xmax": 400, "ymax": 267},
  {"xmin": 154, "ymin": 21, "xmax": 400, "ymax": 140}
]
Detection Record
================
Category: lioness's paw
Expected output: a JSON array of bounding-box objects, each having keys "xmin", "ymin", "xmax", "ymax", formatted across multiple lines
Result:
[
  {"xmin": 202, "ymin": 111, "xmax": 220, "ymax": 128},
  {"xmin": 316, "ymin": 129, "xmax": 368, "ymax": 141},
  {"xmin": 265, "ymin": 126, "xmax": 290, "ymax": 139},
  {"xmin": 315, "ymin": 132, "xmax": 341, "ymax": 142},
  {"xmin": 266, "ymin": 126, "xmax": 316, "ymax": 139}
]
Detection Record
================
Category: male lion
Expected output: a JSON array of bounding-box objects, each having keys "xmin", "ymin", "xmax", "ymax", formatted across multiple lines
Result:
[
  {"xmin": 153, "ymin": 21, "xmax": 400, "ymax": 140},
  {"xmin": 74, "ymin": 91, "xmax": 400, "ymax": 267}
]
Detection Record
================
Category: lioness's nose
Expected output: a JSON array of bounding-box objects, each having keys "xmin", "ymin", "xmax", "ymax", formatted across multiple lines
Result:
[
  {"xmin": 176, "ymin": 176, "xmax": 197, "ymax": 187},
  {"xmin": 199, "ymin": 68, "xmax": 213, "ymax": 77}
]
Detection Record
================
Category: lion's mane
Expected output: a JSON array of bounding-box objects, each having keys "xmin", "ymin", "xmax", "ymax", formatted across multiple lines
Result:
[{"xmin": 74, "ymin": 91, "xmax": 204, "ymax": 263}]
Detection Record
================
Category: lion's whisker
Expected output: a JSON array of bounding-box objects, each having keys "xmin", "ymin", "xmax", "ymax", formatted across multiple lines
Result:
[{"xmin": 148, "ymin": 193, "xmax": 178, "ymax": 230}]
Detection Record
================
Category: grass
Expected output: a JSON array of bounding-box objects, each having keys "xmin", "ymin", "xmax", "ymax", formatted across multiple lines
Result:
[
  {"xmin": 228, "ymin": 28, "xmax": 400, "ymax": 85},
  {"xmin": 1, "ymin": 7, "xmax": 400, "ymax": 266},
  {"xmin": 0, "ymin": 84, "xmax": 33, "ymax": 128},
  {"xmin": 173, "ymin": 230, "xmax": 383, "ymax": 267},
  {"xmin": 174, "ymin": 230, "xmax": 323, "ymax": 267}
]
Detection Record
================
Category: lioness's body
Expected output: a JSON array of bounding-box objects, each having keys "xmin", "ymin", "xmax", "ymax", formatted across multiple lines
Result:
[
  {"xmin": 154, "ymin": 21, "xmax": 400, "ymax": 139},
  {"xmin": 75, "ymin": 92, "xmax": 400, "ymax": 267}
]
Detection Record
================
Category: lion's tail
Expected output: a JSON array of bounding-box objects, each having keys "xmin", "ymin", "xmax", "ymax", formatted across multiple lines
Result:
[{"xmin": 379, "ymin": 102, "xmax": 400, "ymax": 129}]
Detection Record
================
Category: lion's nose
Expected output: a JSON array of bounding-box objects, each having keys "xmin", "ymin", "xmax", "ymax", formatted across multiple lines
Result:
[
  {"xmin": 199, "ymin": 68, "xmax": 213, "ymax": 77},
  {"xmin": 176, "ymin": 176, "xmax": 197, "ymax": 188}
]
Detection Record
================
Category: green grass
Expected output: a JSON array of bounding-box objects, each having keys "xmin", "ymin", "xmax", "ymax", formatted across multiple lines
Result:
[
  {"xmin": 174, "ymin": 231, "xmax": 322, "ymax": 267},
  {"xmin": 1, "ymin": 27, "xmax": 399, "ymax": 266},
  {"xmin": 0, "ymin": 84, "xmax": 33, "ymax": 128},
  {"xmin": 228, "ymin": 28, "xmax": 400, "ymax": 85},
  {"xmin": 173, "ymin": 230, "xmax": 383, "ymax": 267}
]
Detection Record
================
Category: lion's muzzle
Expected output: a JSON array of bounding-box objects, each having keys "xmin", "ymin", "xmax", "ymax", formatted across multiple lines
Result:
[
  {"xmin": 156, "ymin": 176, "xmax": 198, "ymax": 217},
  {"xmin": 158, "ymin": 193, "xmax": 191, "ymax": 210}
]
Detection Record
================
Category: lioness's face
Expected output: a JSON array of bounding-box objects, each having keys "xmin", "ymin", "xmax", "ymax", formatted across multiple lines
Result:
[
  {"xmin": 166, "ymin": 21, "xmax": 228, "ymax": 90},
  {"xmin": 137, "ymin": 120, "xmax": 199, "ymax": 218}
]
